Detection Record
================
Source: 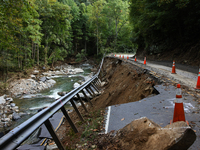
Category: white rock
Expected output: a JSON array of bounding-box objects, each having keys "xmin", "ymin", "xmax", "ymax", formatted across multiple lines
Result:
[
  {"xmin": 73, "ymin": 83, "xmax": 81, "ymax": 89},
  {"xmin": 10, "ymin": 103, "xmax": 16, "ymax": 107},
  {"xmin": 32, "ymin": 70, "xmax": 39, "ymax": 75},
  {"xmin": 0, "ymin": 96, "xmax": 5, "ymax": 105},
  {"xmin": 4, "ymin": 118, "xmax": 10, "ymax": 122},
  {"xmin": 30, "ymin": 74, "xmax": 36, "ymax": 79},
  {"xmin": 74, "ymin": 68, "xmax": 84, "ymax": 73}
]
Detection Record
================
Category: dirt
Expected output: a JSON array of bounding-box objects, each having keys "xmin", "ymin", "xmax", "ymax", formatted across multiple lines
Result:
[{"xmin": 54, "ymin": 57, "xmax": 160, "ymax": 149}]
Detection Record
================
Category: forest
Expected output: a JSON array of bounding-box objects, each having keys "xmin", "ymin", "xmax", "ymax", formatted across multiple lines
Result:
[{"xmin": 0, "ymin": 0, "xmax": 200, "ymax": 81}]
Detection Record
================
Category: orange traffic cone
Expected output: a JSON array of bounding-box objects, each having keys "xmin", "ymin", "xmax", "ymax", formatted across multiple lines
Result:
[
  {"xmin": 195, "ymin": 68, "xmax": 200, "ymax": 89},
  {"xmin": 171, "ymin": 84, "xmax": 188, "ymax": 124},
  {"xmin": 127, "ymin": 56, "xmax": 129, "ymax": 59},
  {"xmin": 171, "ymin": 60, "xmax": 176, "ymax": 74},
  {"xmin": 135, "ymin": 56, "xmax": 137, "ymax": 61},
  {"xmin": 119, "ymin": 55, "xmax": 121, "ymax": 58},
  {"xmin": 122, "ymin": 55, "xmax": 124, "ymax": 59},
  {"xmin": 144, "ymin": 57, "xmax": 146, "ymax": 65},
  {"xmin": 115, "ymin": 54, "xmax": 116, "ymax": 57}
]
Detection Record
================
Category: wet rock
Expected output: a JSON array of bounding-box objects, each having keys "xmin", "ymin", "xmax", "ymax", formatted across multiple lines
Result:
[
  {"xmin": 57, "ymin": 92, "xmax": 66, "ymax": 96},
  {"xmin": 74, "ymin": 68, "xmax": 84, "ymax": 73},
  {"xmin": 12, "ymin": 112, "xmax": 21, "ymax": 120}
]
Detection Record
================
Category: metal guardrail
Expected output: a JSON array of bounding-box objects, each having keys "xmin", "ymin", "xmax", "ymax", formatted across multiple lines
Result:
[{"xmin": 0, "ymin": 56, "xmax": 105, "ymax": 150}]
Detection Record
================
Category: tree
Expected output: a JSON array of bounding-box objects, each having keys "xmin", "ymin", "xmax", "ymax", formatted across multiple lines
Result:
[
  {"xmin": 36, "ymin": 0, "xmax": 71, "ymax": 67},
  {"xmin": 87, "ymin": 0, "xmax": 106, "ymax": 55}
]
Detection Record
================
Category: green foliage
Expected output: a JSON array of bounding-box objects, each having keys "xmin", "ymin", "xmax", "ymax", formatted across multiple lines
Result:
[
  {"xmin": 76, "ymin": 49, "xmax": 87, "ymax": 62},
  {"xmin": 129, "ymin": 0, "xmax": 200, "ymax": 54},
  {"xmin": 0, "ymin": 0, "xmax": 135, "ymax": 81}
]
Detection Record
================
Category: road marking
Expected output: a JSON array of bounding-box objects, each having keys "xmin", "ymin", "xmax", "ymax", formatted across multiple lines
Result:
[{"xmin": 105, "ymin": 106, "xmax": 111, "ymax": 134}]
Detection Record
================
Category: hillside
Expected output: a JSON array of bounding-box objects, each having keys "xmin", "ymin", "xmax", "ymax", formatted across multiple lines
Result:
[{"xmin": 136, "ymin": 42, "xmax": 200, "ymax": 67}]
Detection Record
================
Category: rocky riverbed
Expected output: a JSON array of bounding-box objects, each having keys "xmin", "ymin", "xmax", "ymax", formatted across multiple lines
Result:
[
  {"xmin": 9, "ymin": 63, "xmax": 86, "ymax": 97},
  {"xmin": 0, "ymin": 63, "xmax": 96, "ymax": 132}
]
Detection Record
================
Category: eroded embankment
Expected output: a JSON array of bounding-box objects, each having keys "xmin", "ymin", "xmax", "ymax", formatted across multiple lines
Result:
[
  {"xmin": 56, "ymin": 57, "xmax": 161, "ymax": 149},
  {"xmin": 92, "ymin": 57, "xmax": 158, "ymax": 109}
]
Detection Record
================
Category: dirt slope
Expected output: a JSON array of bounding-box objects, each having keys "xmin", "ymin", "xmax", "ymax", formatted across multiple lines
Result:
[{"xmin": 92, "ymin": 57, "xmax": 157, "ymax": 109}]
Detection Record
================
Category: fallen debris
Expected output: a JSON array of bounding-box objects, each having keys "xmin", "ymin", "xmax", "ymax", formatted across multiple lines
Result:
[{"xmin": 97, "ymin": 117, "xmax": 196, "ymax": 150}]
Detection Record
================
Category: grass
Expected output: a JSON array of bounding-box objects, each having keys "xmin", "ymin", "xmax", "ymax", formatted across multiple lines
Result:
[{"xmin": 64, "ymin": 109, "xmax": 105, "ymax": 149}]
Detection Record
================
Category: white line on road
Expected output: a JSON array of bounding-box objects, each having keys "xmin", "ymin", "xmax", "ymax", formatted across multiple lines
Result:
[{"xmin": 105, "ymin": 106, "xmax": 111, "ymax": 134}]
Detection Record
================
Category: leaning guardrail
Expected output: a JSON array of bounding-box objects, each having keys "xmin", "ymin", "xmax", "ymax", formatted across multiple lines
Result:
[{"xmin": 0, "ymin": 56, "xmax": 105, "ymax": 150}]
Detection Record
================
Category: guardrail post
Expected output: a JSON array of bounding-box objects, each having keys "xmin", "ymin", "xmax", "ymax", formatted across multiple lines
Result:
[
  {"xmin": 91, "ymin": 82, "xmax": 100, "ymax": 93},
  {"xmin": 60, "ymin": 107, "xmax": 78, "ymax": 133},
  {"xmin": 70, "ymin": 100, "xmax": 84, "ymax": 122},
  {"xmin": 76, "ymin": 93, "xmax": 88, "ymax": 113},
  {"xmin": 87, "ymin": 85, "xmax": 96, "ymax": 96},
  {"xmin": 44, "ymin": 119, "xmax": 65, "ymax": 150},
  {"xmin": 85, "ymin": 88, "xmax": 94, "ymax": 98},
  {"xmin": 81, "ymin": 90, "xmax": 93, "ymax": 107},
  {"xmin": 94, "ymin": 79, "xmax": 100, "ymax": 88}
]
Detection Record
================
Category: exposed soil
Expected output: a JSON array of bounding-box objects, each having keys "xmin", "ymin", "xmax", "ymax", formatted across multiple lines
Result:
[{"xmin": 54, "ymin": 57, "xmax": 159, "ymax": 149}]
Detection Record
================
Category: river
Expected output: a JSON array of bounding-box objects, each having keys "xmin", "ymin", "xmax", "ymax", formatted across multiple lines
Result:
[{"xmin": 7, "ymin": 63, "xmax": 93, "ymax": 131}]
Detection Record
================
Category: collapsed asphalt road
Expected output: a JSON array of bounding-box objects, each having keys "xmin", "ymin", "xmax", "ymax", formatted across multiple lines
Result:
[{"xmin": 104, "ymin": 55, "xmax": 200, "ymax": 150}]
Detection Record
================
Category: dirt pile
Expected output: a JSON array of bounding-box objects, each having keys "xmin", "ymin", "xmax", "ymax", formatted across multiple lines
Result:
[{"xmin": 96, "ymin": 117, "xmax": 196, "ymax": 150}]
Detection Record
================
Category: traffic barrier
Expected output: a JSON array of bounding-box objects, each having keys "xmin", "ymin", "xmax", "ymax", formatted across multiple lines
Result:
[
  {"xmin": 171, "ymin": 60, "xmax": 176, "ymax": 74},
  {"xmin": 135, "ymin": 56, "xmax": 137, "ymax": 62},
  {"xmin": 144, "ymin": 57, "xmax": 146, "ymax": 65},
  {"xmin": 195, "ymin": 68, "xmax": 200, "ymax": 89},
  {"xmin": 171, "ymin": 84, "xmax": 188, "ymax": 124}
]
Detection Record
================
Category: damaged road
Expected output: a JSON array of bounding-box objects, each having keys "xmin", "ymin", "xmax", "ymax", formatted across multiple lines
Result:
[{"xmin": 34, "ymin": 56, "xmax": 199, "ymax": 150}]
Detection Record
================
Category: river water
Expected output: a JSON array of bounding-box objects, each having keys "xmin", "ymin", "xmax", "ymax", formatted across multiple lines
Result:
[{"xmin": 8, "ymin": 63, "xmax": 93, "ymax": 130}]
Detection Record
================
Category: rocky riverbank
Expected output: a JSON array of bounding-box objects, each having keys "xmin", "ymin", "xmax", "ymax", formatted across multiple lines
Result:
[
  {"xmin": 9, "ymin": 63, "xmax": 85, "ymax": 97},
  {"xmin": 0, "ymin": 95, "xmax": 22, "ymax": 129}
]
